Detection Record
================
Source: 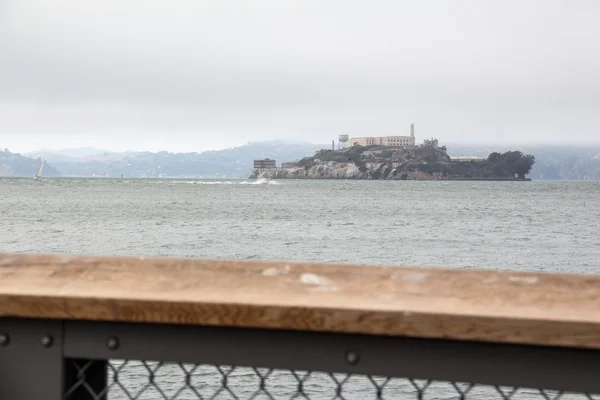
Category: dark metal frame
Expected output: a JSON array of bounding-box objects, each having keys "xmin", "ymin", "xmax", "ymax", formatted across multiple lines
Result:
[{"xmin": 1, "ymin": 317, "xmax": 599, "ymax": 399}]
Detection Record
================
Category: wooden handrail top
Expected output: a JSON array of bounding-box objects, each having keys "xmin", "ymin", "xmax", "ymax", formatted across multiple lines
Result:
[{"xmin": 0, "ymin": 253, "xmax": 599, "ymax": 349}]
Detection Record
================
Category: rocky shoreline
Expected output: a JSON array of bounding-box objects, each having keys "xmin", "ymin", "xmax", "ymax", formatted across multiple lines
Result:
[{"xmin": 250, "ymin": 165, "xmax": 531, "ymax": 181}]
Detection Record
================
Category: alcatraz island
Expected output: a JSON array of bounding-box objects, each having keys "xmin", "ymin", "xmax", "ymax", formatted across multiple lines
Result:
[{"xmin": 250, "ymin": 124, "xmax": 535, "ymax": 181}]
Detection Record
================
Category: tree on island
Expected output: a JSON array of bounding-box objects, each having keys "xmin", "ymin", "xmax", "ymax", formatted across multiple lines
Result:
[
  {"xmin": 512, "ymin": 154, "xmax": 536, "ymax": 179},
  {"xmin": 486, "ymin": 151, "xmax": 535, "ymax": 179}
]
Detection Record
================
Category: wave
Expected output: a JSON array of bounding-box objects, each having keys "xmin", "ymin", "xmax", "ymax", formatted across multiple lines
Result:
[
  {"xmin": 239, "ymin": 178, "xmax": 280, "ymax": 185},
  {"xmin": 168, "ymin": 180, "xmax": 236, "ymax": 185},
  {"xmin": 157, "ymin": 179, "xmax": 282, "ymax": 185}
]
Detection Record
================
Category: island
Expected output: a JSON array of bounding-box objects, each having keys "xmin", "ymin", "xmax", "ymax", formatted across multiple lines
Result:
[{"xmin": 250, "ymin": 145, "xmax": 536, "ymax": 181}]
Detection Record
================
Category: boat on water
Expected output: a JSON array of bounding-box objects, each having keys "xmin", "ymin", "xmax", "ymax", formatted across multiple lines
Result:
[{"xmin": 33, "ymin": 159, "xmax": 44, "ymax": 180}]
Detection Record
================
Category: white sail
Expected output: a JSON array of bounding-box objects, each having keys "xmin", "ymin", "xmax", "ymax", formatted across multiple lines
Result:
[{"xmin": 34, "ymin": 159, "xmax": 44, "ymax": 179}]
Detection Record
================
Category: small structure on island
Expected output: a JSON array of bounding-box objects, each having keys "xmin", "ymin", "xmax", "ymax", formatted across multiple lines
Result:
[
  {"xmin": 451, "ymin": 156, "xmax": 485, "ymax": 162},
  {"xmin": 281, "ymin": 162, "xmax": 297, "ymax": 168},
  {"xmin": 253, "ymin": 158, "xmax": 276, "ymax": 169},
  {"xmin": 338, "ymin": 134, "xmax": 349, "ymax": 149}
]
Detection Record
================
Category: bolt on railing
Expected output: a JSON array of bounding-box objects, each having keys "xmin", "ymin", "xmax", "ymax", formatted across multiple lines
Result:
[{"xmin": 0, "ymin": 253, "xmax": 599, "ymax": 399}]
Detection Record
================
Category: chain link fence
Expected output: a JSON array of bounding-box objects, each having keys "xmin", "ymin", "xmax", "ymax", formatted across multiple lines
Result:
[{"xmin": 65, "ymin": 360, "xmax": 600, "ymax": 400}]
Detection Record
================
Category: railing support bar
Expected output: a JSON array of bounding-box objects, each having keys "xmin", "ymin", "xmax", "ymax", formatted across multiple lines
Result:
[{"xmin": 64, "ymin": 320, "xmax": 600, "ymax": 394}]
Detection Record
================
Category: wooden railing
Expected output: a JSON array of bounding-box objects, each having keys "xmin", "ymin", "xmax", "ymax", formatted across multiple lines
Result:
[{"xmin": 0, "ymin": 253, "xmax": 599, "ymax": 399}]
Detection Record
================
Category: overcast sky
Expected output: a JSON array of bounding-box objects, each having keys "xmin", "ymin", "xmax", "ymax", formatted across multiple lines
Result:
[{"xmin": 1, "ymin": 0, "xmax": 599, "ymax": 153}]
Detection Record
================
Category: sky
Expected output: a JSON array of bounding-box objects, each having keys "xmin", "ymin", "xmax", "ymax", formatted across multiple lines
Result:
[{"xmin": 1, "ymin": 0, "xmax": 599, "ymax": 153}]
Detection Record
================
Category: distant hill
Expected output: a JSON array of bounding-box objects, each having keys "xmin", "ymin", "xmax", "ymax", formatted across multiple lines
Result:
[
  {"xmin": 26, "ymin": 150, "xmax": 141, "ymax": 164},
  {"xmin": 28, "ymin": 147, "xmax": 115, "ymax": 158},
  {"xmin": 0, "ymin": 149, "xmax": 61, "ymax": 177},
  {"xmin": 32, "ymin": 140, "xmax": 327, "ymax": 178}
]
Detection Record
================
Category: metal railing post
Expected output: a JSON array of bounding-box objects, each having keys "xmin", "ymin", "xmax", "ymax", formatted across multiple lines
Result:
[{"xmin": 0, "ymin": 318, "xmax": 65, "ymax": 400}]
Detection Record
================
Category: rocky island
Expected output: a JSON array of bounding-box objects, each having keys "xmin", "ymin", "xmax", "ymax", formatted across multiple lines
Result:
[{"xmin": 250, "ymin": 145, "xmax": 536, "ymax": 181}]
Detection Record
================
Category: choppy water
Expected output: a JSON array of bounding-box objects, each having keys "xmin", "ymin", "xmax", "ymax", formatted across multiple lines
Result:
[
  {"xmin": 2, "ymin": 178, "xmax": 599, "ymax": 273},
  {"xmin": 2, "ymin": 177, "xmax": 600, "ymax": 399}
]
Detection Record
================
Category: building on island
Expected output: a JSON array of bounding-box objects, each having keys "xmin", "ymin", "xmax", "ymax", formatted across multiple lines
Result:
[
  {"xmin": 349, "ymin": 135, "xmax": 416, "ymax": 147},
  {"xmin": 348, "ymin": 123, "xmax": 416, "ymax": 148},
  {"xmin": 422, "ymin": 137, "xmax": 439, "ymax": 148},
  {"xmin": 280, "ymin": 162, "xmax": 297, "ymax": 168},
  {"xmin": 253, "ymin": 158, "xmax": 276, "ymax": 169}
]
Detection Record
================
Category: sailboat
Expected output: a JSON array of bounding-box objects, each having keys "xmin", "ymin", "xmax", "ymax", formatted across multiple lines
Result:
[{"xmin": 33, "ymin": 159, "xmax": 45, "ymax": 180}]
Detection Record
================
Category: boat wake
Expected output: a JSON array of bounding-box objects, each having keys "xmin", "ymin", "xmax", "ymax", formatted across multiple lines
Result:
[
  {"xmin": 240, "ymin": 178, "xmax": 280, "ymax": 185},
  {"xmin": 168, "ymin": 179, "xmax": 280, "ymax": 185}
]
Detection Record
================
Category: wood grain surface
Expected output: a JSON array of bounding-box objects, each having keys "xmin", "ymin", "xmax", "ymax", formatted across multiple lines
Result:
[{"xmin": 0, "ymin": 253, "xmax": 599, "ymax": 349}]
